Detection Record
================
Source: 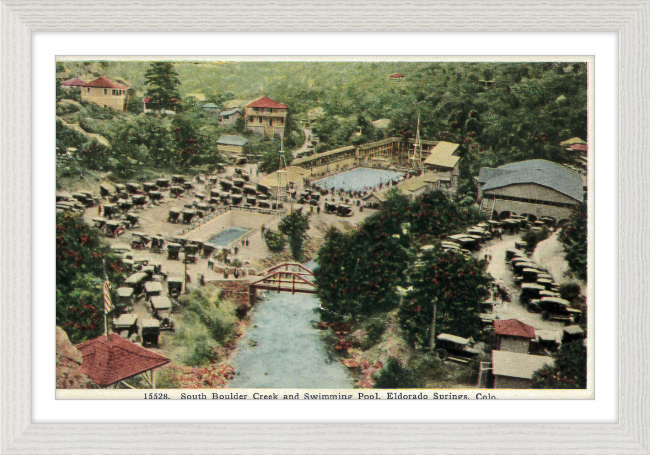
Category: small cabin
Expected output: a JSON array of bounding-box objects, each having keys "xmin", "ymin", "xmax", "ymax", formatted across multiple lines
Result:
[{"xmin": 494, "ymin": 319, "xmax": 536, "ymax": 354}]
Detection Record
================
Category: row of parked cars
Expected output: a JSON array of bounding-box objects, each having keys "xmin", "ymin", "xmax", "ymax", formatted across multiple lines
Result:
[
  {"xmin": 111, "ymin": 255, "xmax": 184, "ymax": 347},
  {"xmin": 506, "ymin": 247, "xmax": 582, "ymax": 325}
]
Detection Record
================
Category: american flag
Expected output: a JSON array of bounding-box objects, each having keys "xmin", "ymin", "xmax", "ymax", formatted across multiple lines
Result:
[{"xmin": 103, "ymin": 280, "xmax": 113, "ymax": 314}]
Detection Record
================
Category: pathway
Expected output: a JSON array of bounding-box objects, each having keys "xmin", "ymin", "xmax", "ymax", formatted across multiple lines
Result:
[{"xmin": 476, "ymin": 234, "xmax": 567, "ymax": 332}]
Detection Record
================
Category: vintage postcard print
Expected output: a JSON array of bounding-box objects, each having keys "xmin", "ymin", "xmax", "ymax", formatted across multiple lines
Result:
[{"xmin": 55, "ymin": 57, "xmax": 593, "ymax": 400}]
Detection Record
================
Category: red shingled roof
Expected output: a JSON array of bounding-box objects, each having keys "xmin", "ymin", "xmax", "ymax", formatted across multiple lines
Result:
[
  {"xmin": 82, "ymin": 76, "xmax": 129, "ymax": 89},
  {"xmin": 247, "ymin": 96, "xmax": 287, "ymax": 109},
  {"xmin": 77, "ymin": 333, "xmax": 170, "ymax": 387},
  {"xmin": 143, "ymin": 97, "xmax": 151, "ymax": 103},
  {"xmin": 389, "ymin": 73, "xmax": 405, "ymax": 78},
  {"xmin": 494, "ymin": 319, "xmax": 536, "ymax": 339},
  {"xmin": 569, "ymin": 144, "xmax": 588, "ymax": 152},
  {"xmin": 61, "ymin": 77, "xmax": 86, "ymax": 87}
]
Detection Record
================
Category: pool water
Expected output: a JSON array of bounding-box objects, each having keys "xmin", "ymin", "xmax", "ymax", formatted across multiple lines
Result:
[
  {"xmin": 207, "ymin": 227, "xmax": 249, "ymax": 246},
  {"xmin": 312, "ymin": 167, "xmax": 405, "ymax": 192}
]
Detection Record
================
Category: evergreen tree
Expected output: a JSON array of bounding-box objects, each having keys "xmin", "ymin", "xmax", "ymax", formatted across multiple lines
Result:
[
  {"xmin": 559, "ymin": 203, "xmax": 588, "ymax": 281},
  {"xmin": 144, "ymin": 62, "xmax": 180, "ymax": 113},
  {"xmin": 278, "ymin": 211, "xmax": 310, "ymax": 261}
]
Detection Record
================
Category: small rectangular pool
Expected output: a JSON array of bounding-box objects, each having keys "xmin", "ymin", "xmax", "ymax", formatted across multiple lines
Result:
[
  {"xmin": 312, "ymin": 167, "xmax": 404, "ymax": 192},
  {"xmin": 207, "ymin": 227, "xmax": 250, "ymax": 246}
]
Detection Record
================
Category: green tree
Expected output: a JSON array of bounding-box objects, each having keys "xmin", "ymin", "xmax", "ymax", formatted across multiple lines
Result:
[
  {"xmin": 264, "ymin": 229, "xmax": 286, "ymax": 252},
  {"xmin": 314, "ymin": 191, "xmax": 412, "ymax": 318},
  {"xmin": 144, "ymin": 62, "xmax": 180, "ymax": 113},
  {"xmin": 258, "ymin": 138, "xmax": 292, "ymax": 174},
  {"xmin": 399, "ymin": 246, "xmax": 492, "ymax": 347},
  {"xmin": 532, "ymin": 341, "xmax": 587, "ymax": 389},
  {"xmin": 559, "ymin": 203, "xmax": 587, "ymax": 281},
  {"xmin": 278, "ymin": 211, "xmax": 310, "ymax": 261},
  {"xmin": 56, "ymin": 213, "xmax": 124, "ymax": 344}
]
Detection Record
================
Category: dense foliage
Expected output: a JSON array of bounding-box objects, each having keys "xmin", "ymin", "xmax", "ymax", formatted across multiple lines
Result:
[
  {"xmin": 399, "ymin": 247, "xmax": 492, "ymax": 347},
  {"xmin": 314, "ymin": 192, "xmax": 412, "ymax": 318},
  {"xmin": 278, "ymin": 211, "xmax": 311, "ymax": 261},
  {"xmin": 56, "ymin": 213, "xmax": 124, "ymax": 344},
  {"xmin": 532, "ymin": 341, "xmax": 587, "ymax": 389},
  {"xmin": 263, "ymin": 229, "xmax": 286, "ymax": 252},
  {"xmin": 559, "ymin": 203, "xmax": 588, "ymax": 281},
  {"xmin": 314, "ymin": 189, "xmax": 483, "ymax": 321},
  {"xmin": 373, "ymin": 358, "xmax": 421, "ymax": 389}
]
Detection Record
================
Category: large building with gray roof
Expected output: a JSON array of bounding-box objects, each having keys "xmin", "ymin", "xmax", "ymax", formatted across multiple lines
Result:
[{"xmin": 477, "ymin": 159, "xmax": 584, "ymax": 223}]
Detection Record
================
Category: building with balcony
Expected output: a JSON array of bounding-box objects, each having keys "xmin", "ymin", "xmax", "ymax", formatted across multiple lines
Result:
[
  {"xmin": 245, "ymin": 96, "xmax": 287, "ymax": 138},
  {"xmin": 81, "ymin": 76, "xmax": 129, "ymax": 111}
]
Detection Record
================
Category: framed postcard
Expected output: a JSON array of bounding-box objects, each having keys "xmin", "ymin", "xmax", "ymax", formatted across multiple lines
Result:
[{"xmin": 2, "ymin": 1, "xmax": 648, "ymax": 454}]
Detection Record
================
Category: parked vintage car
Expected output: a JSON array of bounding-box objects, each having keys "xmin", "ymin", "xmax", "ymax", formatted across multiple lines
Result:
[
  {"xmin": 167, "ymin": 243, "xmax": 182, "ymax": 261},
  {"xmin": 538, "ymin": 297, "xmax": 582, "ymax": 324},
  {"xmin": 167, "ymin": 277, "xmax": 183, "ymax": 298},
  {"xmin": 144, "ymin": 281, "xmax": 164, "ymax": 302},
  {"xmin": 112, "ymin": 314, "xmax": 139, "ymax": 339},
  {"xmin": 435, "ymin": 333, "xmax": 482, "ymax": 362},
  {"xmin": 150, "ymin": 296, "xmax": 175, "ymax": 331},
  {"xmin": 131, "ymin": 232, "xmax": 150, "ymax": 250},
  {"xmin": 116, "ymin": 287, "xmax": 135, "ymax": 313},
  {"xmin": 141, "ymin": 319, "xmax": 161, "ymax": 347}
]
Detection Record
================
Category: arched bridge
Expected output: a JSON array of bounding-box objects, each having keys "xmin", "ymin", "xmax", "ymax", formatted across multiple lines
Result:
[{"xmin": 249, "ymin": 262, "xmax": 317, "ymax": 295}]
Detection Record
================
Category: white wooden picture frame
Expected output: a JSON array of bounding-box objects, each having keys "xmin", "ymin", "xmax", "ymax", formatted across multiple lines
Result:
[{"xmin": 1, "ymin": 1, "xmax": 648, "ymax": 453}]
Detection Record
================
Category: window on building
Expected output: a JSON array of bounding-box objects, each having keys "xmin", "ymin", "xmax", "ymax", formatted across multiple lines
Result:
[{"xmin": 104, "ymin": 89, "xmax": 107, "ymax": 95}]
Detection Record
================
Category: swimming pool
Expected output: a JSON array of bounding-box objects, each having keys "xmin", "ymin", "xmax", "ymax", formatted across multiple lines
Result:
[
  {"xmin": 312, "ymin": 167, "xmax": 404, "ymax": 192},
  {"xmin": 207, "ymin": 227, "xmax": 249, "ymax": 247}
]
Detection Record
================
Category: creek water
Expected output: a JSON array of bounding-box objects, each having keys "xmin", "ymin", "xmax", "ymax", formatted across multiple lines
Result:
[{"xmin": 228, "ymin": 260, "xmax": 354, "ymax": 388}]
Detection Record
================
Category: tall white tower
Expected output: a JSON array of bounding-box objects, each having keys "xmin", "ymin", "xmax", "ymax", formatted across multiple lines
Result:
[
  {"xmin": 276, "ymin": 138, "xmax": 292, "ymax": 211},
  {"xmin": 409, "ymin": 113, "xmax": 423, "ymax": 170}
]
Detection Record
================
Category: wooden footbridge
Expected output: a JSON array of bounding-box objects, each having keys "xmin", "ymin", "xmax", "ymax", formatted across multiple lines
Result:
[{"xmin": 249, "ymin": 262, "xmax": 317, "ymax": 295}]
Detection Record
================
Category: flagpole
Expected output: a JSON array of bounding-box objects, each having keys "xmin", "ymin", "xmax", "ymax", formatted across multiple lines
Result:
[{"xmin": 103, "ymin": 259, "xmax": 109, "ymax": 342}]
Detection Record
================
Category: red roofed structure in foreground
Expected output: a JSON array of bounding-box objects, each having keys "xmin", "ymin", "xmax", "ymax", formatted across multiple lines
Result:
[
  {"xmin": 77, "ymin": 334, "xmax": 170, "ymax": 387},
  {"xmin": 60, "ymin": 77, "xmax": 86, "ymax": 88},
  {"xmin": 494, "ymin": 319, "xmax": 536, "ymax": 354},
  {"xmin": 80, "ymin": 76, "xmax": 130, "ymax": 111},
  {"xmin": 245, "ymin": 96, "xmax": 288, "ymax": 138}
]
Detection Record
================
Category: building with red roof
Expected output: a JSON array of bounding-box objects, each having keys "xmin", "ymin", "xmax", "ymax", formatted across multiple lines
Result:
[
  {"xmin": 494, "ymin": 319, "xmax": 536, "ymax": 354},
  {"xmin": 245, "ymin": 96, "xmax": 288, "ymax": 138},
  {"xmin": 389, "ymin": 73, "xmax": 405, "ymax": 82},
  {"xmin": 80, "ymin": 76, "xmax": 130, "ymax": 111},
  {"xmin": 77, "ymin": 333, "xmax": 170, "ymax": 388},
  {"xmin": 60, "ymin": 77, "xmax": 87, "ymax": 89}
]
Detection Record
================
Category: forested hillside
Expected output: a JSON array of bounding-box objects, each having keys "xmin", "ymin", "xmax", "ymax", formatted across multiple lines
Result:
[{"xmin": 57, "ymin": 60, "xmax": 586, "ymax": 193}]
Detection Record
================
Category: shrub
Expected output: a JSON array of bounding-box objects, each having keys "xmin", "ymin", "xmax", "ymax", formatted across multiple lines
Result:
[
  {"xmin": 521, "ymin": 225, "xmax": 551, "ymax": 253},
  {"xmin": 264, "ymin": 229, "xmax": 286, "ymax": 252},
  {"xmin": 360, "ymin": 317, "xmax": 387, "ymax": 350},
  {"xmin": 373, "ymin": 358, "xmax": 422, "ymax": 389}
]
